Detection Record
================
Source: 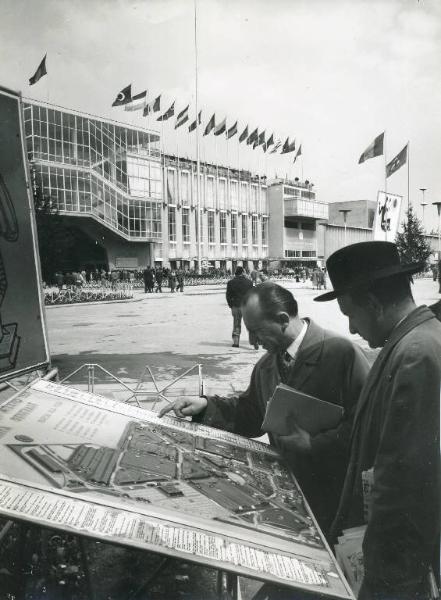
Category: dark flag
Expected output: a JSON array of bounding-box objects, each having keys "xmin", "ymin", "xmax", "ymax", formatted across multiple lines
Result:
[
  {"xmin": 239, "ymin": 125, "xmax": 248, "ymax": 143},
  {"xmin": 258, "ymin": 130, "xmax": 266, "ymax": 146},
  {"xmin": 264, "ymin": 133, "xmax": 274, "ymax": 152},
  {"xmin": 359, "ymin": 132, "xmax": 384, "ymax": 164},
  {"xmin": 157, "ymin": 101, "xmax": 175, "ymax": 122},
  {"xmin": 175, "ymin": 105, "xmax": 189, "ymax": 129},
  {"xmin": 386, "ymin": 144, "xmax": 408, "ymax": 178},
  {"xmin": 293, "ymin": 144, "xmax": 302, "ymax": 163},
  {"xmin": 29, "ymin": 54, "xmax": 47, "ymax": 85},
  {"xmin": 143, "ymin": 95, "xmax": 161, "ymax": 116},
  {"xmin": 281, "ymin": 138, "xmax": 296, "ymax": 154},
  {"xmin": 214, "ymin": 117, "xmax": 227, "ymax": 136},
  {"xmin": 247, "ymin": 128, "xmax": 258, "ymax": 145},
  {"xmin": 189, "ymin": 110, "xmax": 202, "ymax": 132},
  {"xmin": 253, "ymin": 137, "xmax": 259, "ymax": 149},
  {"xmin": 269, "ymin": 139, "xmax": 282, "ymax": 154},
  {"xmin": 112, "ymin": 84, "xmax": 132, "ymax": 107},
  {"xmin": 204, "ymin": 113, "xmax": 216, "ymax": 136},
  {"xmin": 226, "ymin": 121, "xmax": 238, "ymax": 139}
]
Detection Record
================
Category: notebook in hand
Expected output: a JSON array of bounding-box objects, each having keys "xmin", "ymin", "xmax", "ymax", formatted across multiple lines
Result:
[{"xmin": 262, "ymin": 383, "xmax": 344, "ymax": 436}]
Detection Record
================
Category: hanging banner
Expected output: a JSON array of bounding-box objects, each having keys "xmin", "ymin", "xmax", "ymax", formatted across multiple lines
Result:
[
  {"xmin": 373, "ymin": 191, "xmax": 402, "ymax": 241},
  {"xmin": 0, "ymin": 86, "xmax": 49, "ymax": 380}
]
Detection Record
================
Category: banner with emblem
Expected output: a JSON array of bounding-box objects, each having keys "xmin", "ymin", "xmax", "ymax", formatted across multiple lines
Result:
[{"xmin": 373, "ymin": 191, "xmax": 402, "ymax": 241}]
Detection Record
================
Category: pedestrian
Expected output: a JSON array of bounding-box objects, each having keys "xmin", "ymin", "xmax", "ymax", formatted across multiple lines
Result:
[
  {"xmin": 225, "ymin": 266, "xmax": 253, "ymax": 347},
  {"xmin": 168, "ymin": 270, "xmax": 177, "ymax": 292},
  {"xmin": 161, "ymin": 281, "xmax": 369, "ymax": 536},
  {"xmin": 315, "ymin": 241, "xmax": 441, "ymax": 599},
  {"xmin": 155, "ymin": 268, "xmax": 163, "ymax": 293},
  {"xmin": 143, "ymin": 267, "xmax": 154, "ymax": 293},
  {"xmin": 177, "ymin": 269, "xmax": 185, "ymax": 293},
  {"xmin": 55, "ymin": 271, "xmax": 64, "ymax": 291}
]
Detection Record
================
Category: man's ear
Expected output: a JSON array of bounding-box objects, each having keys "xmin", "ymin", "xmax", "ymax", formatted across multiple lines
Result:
[{"xmin": 277, "ymin": 312, "xmax": 290, "ymax": 331}]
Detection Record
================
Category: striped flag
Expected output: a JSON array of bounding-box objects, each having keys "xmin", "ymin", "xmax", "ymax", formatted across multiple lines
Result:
[
  {"xmin": 214, "ymin": 117, "xmax": 227, "ymax": 136},
  {"xmin": 143, "ymin": 95, "xmax": 161, "ymax": 116},
  {"xmin": 29, "ymin": 54, "xmax": 47, "ymax": 85},
  {"xmin": 124, "ymin": 90, "xmax": 147, "ymax": 112},
  {"xmin": 157, "ymin": 101, "xmax": 175, "ymax": 122},
  {"xmin": 358, "ymin": 132, "xmax": 384, "ymax": 164},
  {"xmin": 226, "ymin": 121, "xmax": 238, "ymax": 139},
  {"xmin": 239, "ymin": 125, "xmax": 248, "ymax": 143},
  {"xmin": 175, "ymin": 105, "xmax": 190, "ymax": 129},
  {"xmin": 269, "ymin": 139, "xmax": 282, "ymax": 154},
  {"xmin": 293, "ymin": 144, "xmax": 302, "ymax": 163},
  {"xmin": 112, "ymin": 84, "xmax": 132, "ymax": 107},
  {"xmin": 281, "ymin": 138, "xmax": 296, "ymax": 154},
  {"xmin": 247, "ymin": 128, "xmax": 258, "ymax": 145},
  {"xmin": 189, "ymin": 111, "xmax": 202, "ymax": 132},
  {"xmin": 263, "ymin": 133, "xmax": 274, "ymax": 152},
  {"xmin": 204, "ymin": 113, "xmax": 216, "ymax": 136}
]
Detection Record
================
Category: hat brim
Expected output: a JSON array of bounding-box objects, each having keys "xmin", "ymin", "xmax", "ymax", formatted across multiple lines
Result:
[{"xmin": 314, "ymin": 261, "xmax": 425, "ymax": 303}]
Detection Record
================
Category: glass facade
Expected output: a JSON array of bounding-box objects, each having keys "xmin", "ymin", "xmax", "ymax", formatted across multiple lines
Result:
[{"xmin": 24, "ymin": 102, "xmax": 162, "ymax": 241}]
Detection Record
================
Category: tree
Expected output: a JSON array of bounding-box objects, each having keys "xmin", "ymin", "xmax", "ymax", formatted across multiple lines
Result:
[
  {"xmin": 32, "ymin": 177, "xmax": 75, "ymax": 283},
  {"xmin": 395, "ymin": 206, "xmax": 432, "ymax": 266}
]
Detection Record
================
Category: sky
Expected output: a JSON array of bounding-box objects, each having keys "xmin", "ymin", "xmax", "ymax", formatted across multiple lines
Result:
[{"xmin": 1, "ymin": 0, "xmax": 440, "ymax": 230}]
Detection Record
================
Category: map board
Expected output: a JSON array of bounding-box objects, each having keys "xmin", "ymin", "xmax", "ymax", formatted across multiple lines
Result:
[
  {"xmin": 0, "ymin": 86, "xmax": 50, "ymax": 380},
  {"xmin": 0, "ymin": 380, "xmax": 353, "ymax": 599},
  {"xmin": 373, "ymin": 191, "xmax": 402, "ymax": 242}
]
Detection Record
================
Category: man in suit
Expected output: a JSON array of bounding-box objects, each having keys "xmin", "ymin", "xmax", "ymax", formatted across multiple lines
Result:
[
  {"xmin": 160, "ymin": 281, "xmax": 370, "ymax": 535},
  {"xmin": 315, "ymin": 241, "xmax": 441, "ymax": 600},
  {"xmin": 225, "ymin": 266, "xmax": 253, "ymax": 347}
]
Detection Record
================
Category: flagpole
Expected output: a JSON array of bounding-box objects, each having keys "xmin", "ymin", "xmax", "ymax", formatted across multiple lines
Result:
[
  {"xmin": 384, "ymin": 130, "xmax": 387, "ymax": 194},
  {"xmin": 407, "ymin": 141, "xmax": 410, "ymax": 211},
  {"xmin": 194, "ymin": 0, "xmax": 202, "ymax": 275}
]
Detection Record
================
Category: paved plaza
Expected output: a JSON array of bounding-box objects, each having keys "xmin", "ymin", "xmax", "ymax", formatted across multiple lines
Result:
[{"xmin": 44, "ymin": 277, "xmax": 440, "ymax": 406}]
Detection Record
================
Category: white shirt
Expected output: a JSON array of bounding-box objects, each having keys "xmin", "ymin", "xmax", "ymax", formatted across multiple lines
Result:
[{"xmin": 284, "ymin": 320, "xmax": 308, "ymax": 363}]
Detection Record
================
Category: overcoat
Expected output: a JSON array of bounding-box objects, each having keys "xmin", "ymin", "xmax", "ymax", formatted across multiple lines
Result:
[
  {"xmin": 195, "ymin": 319, "xmax": 370, "ymax": 534},
  {"xmin": 330, "ymin": 306, "xmax": 441, "ymax": 600}
]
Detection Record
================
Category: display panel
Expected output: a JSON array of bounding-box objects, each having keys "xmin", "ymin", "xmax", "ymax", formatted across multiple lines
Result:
[
  {"xmin": 0, "ymin": 380, "xmax": 353, "ymax": 598},
  {"xmin": 0, "ymin": 87, "xmax": 49, "ymax": 379}
]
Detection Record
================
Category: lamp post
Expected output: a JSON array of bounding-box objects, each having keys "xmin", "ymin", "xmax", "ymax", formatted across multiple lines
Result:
[
  {"xmin": 339, "ymin": 209, "xmax": 351, "ymax": 246},
  {"xmin": 420, "ymin": 188, "xmax": 427, "ymax": 226},
  {"xmin": 433, "ymin": 201, "xmax": 441, "ymax": 261}
]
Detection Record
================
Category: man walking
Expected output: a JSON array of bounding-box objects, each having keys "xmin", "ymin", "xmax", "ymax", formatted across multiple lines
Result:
[
  {"xmin": 315, "ymin": 241, "xmax": 441, "ymax": 600},
  {"xmin": 225, "ymin": 266, "xmax": 253, "ymax": 347},
  {"xmin": 161, "ymin": 281, "xmax": 369, "ymax": 535}
]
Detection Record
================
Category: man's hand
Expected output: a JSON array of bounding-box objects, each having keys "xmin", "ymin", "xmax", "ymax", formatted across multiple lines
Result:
[
  {"xmin": 159, "ymin": 396, "xmax": 208, "ymax": 419},
  {"xmin": 277, "ymin": 416, "xmax": 311, "ymax": 454}
]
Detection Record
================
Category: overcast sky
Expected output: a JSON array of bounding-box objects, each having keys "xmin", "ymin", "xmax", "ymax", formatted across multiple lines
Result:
[{"xmin": 1, "ymin": 0, "xmax": 440, "ymax": 229}]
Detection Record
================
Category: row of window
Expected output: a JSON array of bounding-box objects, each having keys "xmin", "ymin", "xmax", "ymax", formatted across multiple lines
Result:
[
  {"xmin": 168, "ymin": 208, "xmax": 268, "ymax": 246},
  {"xmin": 167, "ymin": 168, "xmax": 268, "ymax": 213},
  {"xmin": 284, "ymin": 250, "xmax": 317, "ymax": 258}
]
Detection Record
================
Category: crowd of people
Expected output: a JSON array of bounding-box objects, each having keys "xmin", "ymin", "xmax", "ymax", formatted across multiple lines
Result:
[{"xmin": 161, "ymin": 241, "xmax": 441, "ymax": 600}]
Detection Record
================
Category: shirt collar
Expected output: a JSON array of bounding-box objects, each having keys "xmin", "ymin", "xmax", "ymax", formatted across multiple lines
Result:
[{"xmin": 285, "ymin": 320, "xmax": 308, "ymax": 360}]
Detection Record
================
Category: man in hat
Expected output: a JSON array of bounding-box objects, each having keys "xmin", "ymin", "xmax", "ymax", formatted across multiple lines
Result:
[
  {"xmin": 160, "ymin": 281, "xmax": 370, "ymax": 535},
  {"xmin": 225, "ymin": 266, "xmax": 254, "ymax": 347},
  {"xmin": 315, "ymin": 241, "xmax": 441, "ymax": 600}
]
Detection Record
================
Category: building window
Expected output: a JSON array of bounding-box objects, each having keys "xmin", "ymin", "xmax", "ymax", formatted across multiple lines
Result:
[
  {"xmin": 231, "ymin": 213, "xmax": 238, "ymax": 245},
  {"xmin": 206, "ymin": 176, "xmax": 215, "ymax": 208},
  {"xmin": 285, "ymin": 250, "xmax": 301, "ymax": 258},
  {"xmin": 230, "ymin": 180, "xmax": 238, "ymax": 211},
  {"xmin": 219, "ymin": 212, "xmax": 227, "ymax": 244},
  {"xmin": 261, "ymin": 187, "xmax": 268, "ymax": 214},
  {"xmin": 180, "ymin": 171, "xmax": 190, "ymax": 206},
  {"xmin": 242, "ymin": 215, "xmax": 248, "ymax": 245},
  {"xmin": 262, "ymin": 217, "xmax": 268, "ymax": 246},
  {"xmin": 208, "ymin": 211, "xmax": 215, "ymax": 244},
  {"xmin": 218, "ymin": 178, "xmax": 226, "ymax": 210},
  {"xmin": 182, "ymin": 208, "xmax": 190, "ymax": 243},
  {"xmin": 250, "ymin": 185, "xmax": 258, "ymax": 213},
  {"xmin": 240, "ymin": 182, "xmax": 248, "ymax": 212},
  {"xmin": 302, "ymin": 250, "xmax": 316, "ymax": 257},
  {"xmin": 251, "ymin": 215, "xmax": 258, "ymax": 245},
  {"xmin": 168, "ymin": 206, "xmax": 176, "ymax": 242},
  {"xmin": 167, "ymin": 169, "xmax": 176, "ymax": 203}
]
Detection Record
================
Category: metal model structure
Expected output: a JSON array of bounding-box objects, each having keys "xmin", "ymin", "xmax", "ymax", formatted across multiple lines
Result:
[{"xmin": 0, "ymin": 379, "xmax": 353, "ymax": 599}]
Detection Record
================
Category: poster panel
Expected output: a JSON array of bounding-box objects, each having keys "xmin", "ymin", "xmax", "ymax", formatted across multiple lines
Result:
[
  {"xmin": 0, "ymin": 380, "xmax": 353, "ymax": 599},
  {"xmin": 0, "ymin": 86, "xmax": 49, "ymax": 380},
  {"xmin": 373, "ymin": 191, "xmax": 402, "ymax": 242}
]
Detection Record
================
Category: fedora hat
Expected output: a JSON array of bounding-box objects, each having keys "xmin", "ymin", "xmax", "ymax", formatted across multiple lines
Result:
[{"xmin": 314, "ymin": 241, "xmax": 425, "ymax": 302}]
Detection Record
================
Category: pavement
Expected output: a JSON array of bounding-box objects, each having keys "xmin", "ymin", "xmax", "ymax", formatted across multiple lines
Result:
[{"xmin": 40, "ymin": 276, "xmax": 440, "ymax": 411}]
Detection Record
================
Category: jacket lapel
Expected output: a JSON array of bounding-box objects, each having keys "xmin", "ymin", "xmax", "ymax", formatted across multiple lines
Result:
[
  {"xmin": 286, "ymin": 319, "xmax": 325, "ymax": 389},
  {"xmin": 351, "ymin": 306, "xmax": 436, "ymax": 435}
]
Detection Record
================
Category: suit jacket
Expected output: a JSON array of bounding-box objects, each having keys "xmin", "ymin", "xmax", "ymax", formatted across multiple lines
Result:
[
  {"xmin": 195, "ymin": 319, "xmax": 370, "ymax": 534},
  {"xmin": 330, "ymin": 306, "xmax": 441, "ymax": 600},
  {"xmin": 225, "ymin": 275, "xmax": 253, "ymax": 308}
]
